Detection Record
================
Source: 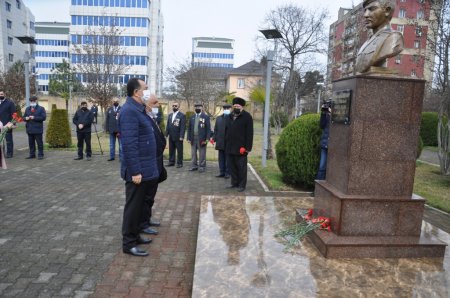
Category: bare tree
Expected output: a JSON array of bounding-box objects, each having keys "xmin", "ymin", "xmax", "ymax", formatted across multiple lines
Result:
[
  {"xmin": 72, "ymin": 22, "xmax": 129, "ymax": 115},
  {"xmin": 0, "ymin": 61, "xmax": 37, "ymax": 112},
  {"xmin": 261, "ymin": 4, "xmax": 329, "ymax": 118}
]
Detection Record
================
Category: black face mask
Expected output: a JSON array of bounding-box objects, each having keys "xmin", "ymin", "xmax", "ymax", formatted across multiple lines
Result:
[
  {"xmin": 173, "ymin": 108, "xmax": 178, "ymax": 112},
  {"xmin": 113, "ymin": 102, "xmax": 119, "ymax": 107},
  {"xmin": 81, "ymin": 107, "xmax": 88, "ymax": 111},
  {"xmin": 0, "ymin": 96, "xmax": 4, "ymax": 100},
  {"xmin": 195, "ymin": 109, "xmax": 201, "ymax": 114},
  {"xmin": 234, "ymin": 108, "xmax": 241, "ymax": 115}
]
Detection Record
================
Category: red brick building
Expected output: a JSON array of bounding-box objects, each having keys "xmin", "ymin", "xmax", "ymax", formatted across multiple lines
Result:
[{"xmin": 326, "ymin": 0, "xmax": 434, "ymax": 91}]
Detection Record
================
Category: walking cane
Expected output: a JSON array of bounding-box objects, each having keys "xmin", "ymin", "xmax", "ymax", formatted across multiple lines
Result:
[{"xmin": 93, "ymin": 122, "xmax": 103, "ymax": 155}]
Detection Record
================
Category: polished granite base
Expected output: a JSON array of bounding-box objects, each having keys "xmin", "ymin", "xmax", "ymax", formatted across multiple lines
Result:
[{"xmin": 193, "ymin": 196, "xmax": 450, "ymax": 297}]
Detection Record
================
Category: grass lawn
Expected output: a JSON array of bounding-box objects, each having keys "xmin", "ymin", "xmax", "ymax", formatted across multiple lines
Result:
[{"xmin": 414, "ymin": 161, "xmax": 450, "ymax": 213}]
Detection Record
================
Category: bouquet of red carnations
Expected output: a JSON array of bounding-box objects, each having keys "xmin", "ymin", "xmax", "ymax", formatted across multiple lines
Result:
[{"xmin": 0, "ymin": 113, "xmax": 22, "ymax": 144}]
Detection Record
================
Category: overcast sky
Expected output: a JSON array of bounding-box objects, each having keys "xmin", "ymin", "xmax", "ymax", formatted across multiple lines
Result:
[{"xmin": 24, "ymin": 0, "xmax": 359, "ymax": 69}]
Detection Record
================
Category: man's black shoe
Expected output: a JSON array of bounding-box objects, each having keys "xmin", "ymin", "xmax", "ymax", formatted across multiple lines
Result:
[
  {"xmin": 224, "ymin": 175, "xmax": 230, "ymax": 179},
  {"xmin": 37, "ymin": 156, "xmax": 44, "ymax": 160},
  {"xmin": 107, "ymin": 158, "xmax": 115, "ymax": 161},
  {"xmin": 137, "ymin": 237, "xmax": 152, "ymax": 245},
  {"xmin": 198, "ymin": 168, "xmax": 205, "ymax": 173},
  {"xmin": 5, "ymin": 155, "xmax": 12, "ymax": 159},
  {"xmin": 176, "ymin": 164, "xmax": 183, "ymax": 168},
  {"xmin": 74, "ymin": 157, "xmax": 83, "ymax": 160},
  {"xmin": 188, "ymin": 167, "xmax": 198, "ymax": 171},
  {"xmin": 215, "ymin": 174, "xmax": 225, "ymax": 178},
  {"xmin": 238, "ymin": 187, "xmax": 246, "ymax": 192},
  {"xmin": 86, "ymin": 156, "xmax": 92, "ymax": 161},
  {"xmin": 166, "ymin": 163, "xmax": 175, "ymax": 167},
  {"xmin": 123, "ymin": 246, "xmax": 149, "ymax": 257},
  {"xmin": 25, "ymin": 156, "xmax": 35, "ymax": 159},
  {"xmin": 226, "ymin": 185, "xmax": 238, "ymax": 189},
  {"xmin": 141, "ymin": 227, "xmax": 159, "ymax": 235},
  {"xmin": 149, "ymin": 220, "xmax": 161, "ymax": 227}
]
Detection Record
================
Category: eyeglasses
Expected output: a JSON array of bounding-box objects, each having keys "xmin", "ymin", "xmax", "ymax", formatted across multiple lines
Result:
[{"xmin": 172, "ymin": 105, "xmax": 178, "ymax": 107}]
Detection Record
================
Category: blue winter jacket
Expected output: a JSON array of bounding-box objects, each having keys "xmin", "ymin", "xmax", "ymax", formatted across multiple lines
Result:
[
  {"xmin": 118, "ymin": 97, "xmax": 159, "ymax": 182},
  {"xmin": 24, "ymin": 105, "xmax": 46, "ymax": 134}
]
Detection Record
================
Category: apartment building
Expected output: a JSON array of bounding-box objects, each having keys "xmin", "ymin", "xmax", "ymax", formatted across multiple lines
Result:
[{"xmin": 192, "ymin": 37, "xmax": 234, "ymax": 68}]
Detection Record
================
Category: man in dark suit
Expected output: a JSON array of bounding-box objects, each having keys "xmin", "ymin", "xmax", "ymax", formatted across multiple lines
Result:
[
  {"xmin": 23, "ymin": 96, "xmax": 47, "ymax": 160},
  {"xmin": 225, "ymin": 97, "xmax": 253, "ymax": 192},
  {"xmin": 105, "ymin": 99, "xmax": 121, "ymax": 161},
  {"xmin": 140, "ymin": 94, "xmax": 166, "ymax": 236},
  {"xmin": 212, "ymin": 103, "xmax": 231, "ymax": 178},
  {"xmin": 90, "ymin": 103, "xmax": 98, "ymax": 124},
  {"xmin": 187, "ymin": 103, "xmax": 211, "ymax": 173},
  {"xmin": 0, "ymin": 90, "xmax": 17, "ymax": 158},
  {"xmin": 165, "ymin": 102, "xmax": 186, "ymax": 168},
  {"xmin": 73, "ymin": 101, "xmax": 95, "ymax": 161}
]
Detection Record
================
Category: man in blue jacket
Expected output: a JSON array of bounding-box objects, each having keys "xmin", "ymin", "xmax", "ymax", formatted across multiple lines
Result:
[
  {"xmin": 23, "ymin": 96, "xmax": 47, "ymax": 160},
  {"xmin": 0, "ymin": 90, "xmax": 16, "ymax": 158},
  {"xmin": 316, "ymin": 100, "xmax": 332, "ymax": 180},
  {"xmin": 118, "ymin": 78, "xmax": 159, "ymax": 257}
]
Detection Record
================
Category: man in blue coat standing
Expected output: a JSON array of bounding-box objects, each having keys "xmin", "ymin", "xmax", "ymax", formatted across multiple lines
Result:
[
  {"xmin": 0, "ymin": 90, "xmax": 17, "ymax": 158},
  {"xmin": 118, "ymin": 78, "xmax": 159, "ymax": 257},
  {"xmin": 23, "ymin": 96, "xmax": 46, "ymax": 160}
]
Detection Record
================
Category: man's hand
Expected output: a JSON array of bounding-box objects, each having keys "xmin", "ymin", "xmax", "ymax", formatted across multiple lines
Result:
[
  {"xmin": 78, "ymin": 124, "xmax": 84, "ymax": 130},
  {"xmin": 25, "ymin": 116, "xmax": 30, "ymax": 121},
  {"xmin": 30, "ymin": 116, "xmax": 34, "ymax": 120},
  {"xmin": 5, "ymin": 122, "xmax": 13, "ymax": 129},
  {"xmin": 179, "ymin": 138, "xmax": 183, "ymax": 141},
  {"xmin": 132, "ymin": 174, "xmax": 142, "ymax": 185}
]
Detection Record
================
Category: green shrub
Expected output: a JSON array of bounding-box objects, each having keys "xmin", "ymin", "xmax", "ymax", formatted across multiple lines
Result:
[
  {"xmin": 46, "ymin": 109, "xmax": 72, "ymax": 148},
  {"xmin": 416, "ymin": 136, "xmax": 423, "ymax": 160},
  {"xmin": 420, "ymin": 112, "xmax": 438, "ymax": 146},
  {"xmin": 270, "ymin": 111, "xmax": 289, "ymax": 128},
  {"xmin": 276, "ymin": 114, "xmax": 322, "ymax": 188}
]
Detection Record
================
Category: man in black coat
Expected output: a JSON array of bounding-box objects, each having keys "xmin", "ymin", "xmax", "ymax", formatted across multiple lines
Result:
[
  {"xmin": 105, "ymin": 99, "xmax": 121, "ymax": 161},
  {"xmin": 212, "ymin": 103, "xmax": 231, "ymax": 178},
  {"xmin": 187, "ymin": 103, "xmax": 211, "ymax": 173},
  {"xmin": 225, "ymin": 97, "xmax": 253, "ymax": 192},
  {"xmin": 316, "ymin": 99, "xmax": 332, "ymax": 180},
  {"xmin": 0, "ymin": 90, "xmax": 16, "ymax": 158},
  {"xmin": 90, "ymin": 103, "xmax": 98, "ymax": 124},
  {"xmin": 23, "ymin": 96, "xmax": 47, "ymax": 160},
  {"xmin": 165, "ymin": 102, "xmax": 186, "ymax": 168},
  {"xmin": 73, "ymin": 101, "xmax": 94, "ymax": 160}
]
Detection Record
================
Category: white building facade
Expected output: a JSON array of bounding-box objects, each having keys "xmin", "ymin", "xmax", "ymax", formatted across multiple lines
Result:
[
  {"xmin": 69, "ymin": 0, "xmax": 163, "ymax": 95},
  {"xmin": 35, "ymin": 22, "xmax": 70, "ymax": 94},
  {"xmin": 0, "ymin": 0, "xmax": 35, "ymax": 72},
  {"xmin": 192, "ymin": 37, "xmax": 234, "ymax": 68}
]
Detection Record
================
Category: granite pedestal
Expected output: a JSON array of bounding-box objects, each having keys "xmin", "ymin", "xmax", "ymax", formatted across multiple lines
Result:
[{"xmin": 303, "ymin": 75, "xmax": 447, "ymax": 258}]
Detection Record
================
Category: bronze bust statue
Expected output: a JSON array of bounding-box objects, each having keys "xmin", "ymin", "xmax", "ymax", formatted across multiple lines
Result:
[{"xmin": 355, "ymin": 0, "xmax": 404, "ymax": 74}]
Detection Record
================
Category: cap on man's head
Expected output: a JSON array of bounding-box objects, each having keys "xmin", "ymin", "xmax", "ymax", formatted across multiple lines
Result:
[
  {"xmin": 29, "ymin": 96, "xmax": 38, "ymax": 102},
  {"xmin": 223, "ymin": 104, "xmax": 232, "ymax": 109},
  {"xmin": 194, "ymin": 103, "xmax": 203, "ymax": 107},
  {"xmin": 80, "ymin": 101, "xmax": 87, "ymax": 105},
  {"xmin": 232, "ymin": 97, "xmax": 246, "ymax": 106}
]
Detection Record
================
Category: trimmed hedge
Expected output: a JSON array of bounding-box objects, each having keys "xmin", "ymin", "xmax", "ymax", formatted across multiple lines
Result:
[
  {"xmin": 46, "ymin": 108, "xmax": 72, "ymax": 148},
  {"xmin": 276, "ymin": 114, "xmax": 322, "ymax": 188},
  {"xmin": 420, "ymin": 112, "xmax": 438, "ymax": 146},
  {"xmin": 270, "ymin": 111, "xmax": 289, "ymax": 128},
  {"xmin": 416, "ymin": 136, "xmax": 424, "ymax": 160}
]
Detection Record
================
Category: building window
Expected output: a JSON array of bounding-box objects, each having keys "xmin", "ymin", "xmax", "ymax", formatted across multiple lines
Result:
[
  {"xmin": 395, "ymin": 55, "xmax": 401, "ymax": 64},
  {"xmin": 415, "ymin": 27, "xmax": 423, "ymax": 37},
  {"xmin": 414, "ymin": 40, "xmax": 421, "ymax": 48},
  {"xmin": 5, "ymin": 1, "xmax": 11, "ymax": 11},
  {"xmin": 400, "ymin": 0, "xmax": 406, "ymax": 2},
  {"xmin": 30, "ymin": 21, "xmax": 35, "ymax": 31},
  {"xmin": 237, "ymin": 78, "xmax": 245, "ymax": 89},
  {"xmin": 397, "ymin": 25, "xmax": 404, "ymax": 33},
  {"xmin": 399, "ymin": 9, "xmax": 407, "ymax": 18},
  {"xmin": 411, "ymin": 69, "xmax": 417, "ymax": 77},
  {"xmin": 8, "ymin": 54, "xmax": 14, "ymax": 62},
  {"xmin": 7, "ymin": 20, "xmax": 12, "ymax": 29},
  {"xmin": 417, "ymin": 10, "xmax": 424, "ymax": 19},
  {"xmin": 16, "ymin": 0, "xmax": 20, "ymax": 9},
  {"xmin": 7, "ymin": 37, "xmax": 13, "ymax": 45}
]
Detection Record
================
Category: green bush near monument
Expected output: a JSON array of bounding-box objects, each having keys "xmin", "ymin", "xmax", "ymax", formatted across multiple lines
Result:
[
  {"xmin": 46, "ymin": 106, "xmax": 72, "ymax": 148},
  {"xmin": 420, "ymin": 112, "xmax": 438, "ymax": 146},
  {"xmin": 275, "ymin": 113, "xmax": 322, "ymax": 188}
]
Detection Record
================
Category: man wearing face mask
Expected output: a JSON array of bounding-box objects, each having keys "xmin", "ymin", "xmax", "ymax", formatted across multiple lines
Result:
[
  {"xmin": 212, "ymin": 103, "xmax": 232, "ymax": 178},
  {"xmin": 106, "ymin": 99, "xmax": 122, "ymax": 161},
  {"xmin": 0, "ymin": 90, "xmax": 17, "ymax": 158},
  {"xmin": 187, "ymin": 103, "xmax": 211, "ymax": 173},
  {"xmin": 225, "ymin": 97, "xmax": 253, "ymax": 192},
  {"xmin": 73, "ymin": 101, "xmax": 95, "ymax": 161},
  {"xmin": 165, "ymin": 102, "xmax": 186, "ymax": 168},
  {"xmin": 23, "ymin": 96, "xmax": 47, "ymax": 160}
]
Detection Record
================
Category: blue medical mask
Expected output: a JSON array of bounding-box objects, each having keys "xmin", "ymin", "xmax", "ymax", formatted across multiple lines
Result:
[
  {"xmin": 152, "ymin": 107, "xmax": 159, "ymax": 114},
  {"xmin": 223, "ymin": 109, "xmax": 230, "ymax": 115}
]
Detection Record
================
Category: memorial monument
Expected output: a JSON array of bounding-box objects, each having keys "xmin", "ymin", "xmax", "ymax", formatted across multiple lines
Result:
[{"xmin": 300, "ymin": 0, "xmax": 447, "ymax": 258}]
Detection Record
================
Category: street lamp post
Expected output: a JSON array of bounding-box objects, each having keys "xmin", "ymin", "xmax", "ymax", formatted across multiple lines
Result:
[
  {"xmin": 15, "ymin": 36, "xmax": 37, "ymax": 108},
  {"xmin": 259, "ymin": 29, "xmax": 283, "ymax": 168},
  {"xmin": 316, "ymin": 82, "xmax": 324, "ymax": 113}
]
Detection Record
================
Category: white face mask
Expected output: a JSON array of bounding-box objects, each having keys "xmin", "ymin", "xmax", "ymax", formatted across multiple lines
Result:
[
  {"xmin": 223, "ymin": 109, "xmax": 230, "ymax": 115},
  {"xmin": 30, "ymin": 103, "xmax": 37, "ymax": 107},
  {"xmin": 152, "ymin": 107, "xmax": 159, "ymax": 114},
  {"xmin": 142, "ymin": 90, "xmax": 151, "ymax": 102}
]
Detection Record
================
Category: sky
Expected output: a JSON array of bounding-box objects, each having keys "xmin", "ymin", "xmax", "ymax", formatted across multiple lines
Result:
[{"xmin": 24, "ymin": 0, "xmax": 359, "ymax": 69}]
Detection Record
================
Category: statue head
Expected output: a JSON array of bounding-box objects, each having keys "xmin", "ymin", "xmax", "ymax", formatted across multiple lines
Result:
[{"xmin": 362, "ymin": 0, "xmax": 396, "ymax": 33}]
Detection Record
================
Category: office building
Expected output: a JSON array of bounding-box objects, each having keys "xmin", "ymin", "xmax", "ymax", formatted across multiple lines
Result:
[
  {"xmin": 35, "ymin": 22, "xmax": 70, "ymax": 93},
  {"xmin": 192, "ymin": 37, "xmax": 234, "ymax": 68},
  {"xmin": 0, "ymin": 0, "xmax": 35, "ymax": 72}
]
